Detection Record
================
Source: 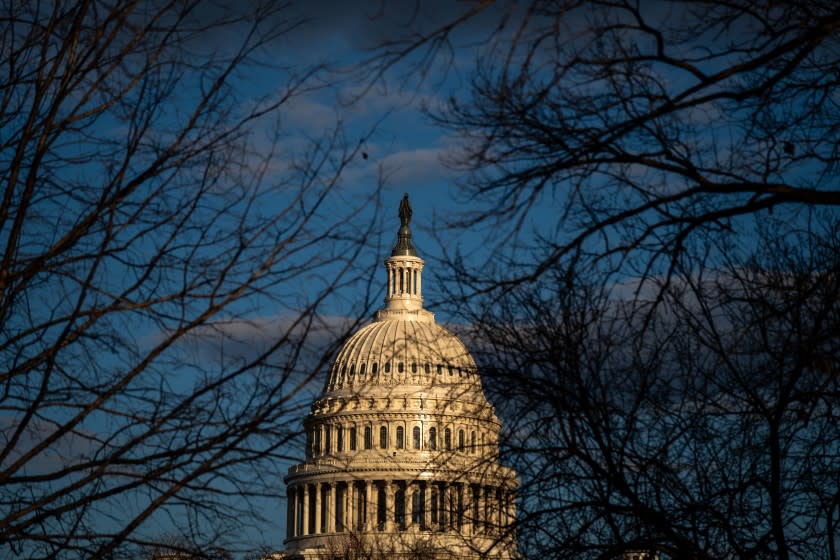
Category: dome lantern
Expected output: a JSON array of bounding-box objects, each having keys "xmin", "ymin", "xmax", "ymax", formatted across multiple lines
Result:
[{"xmin": 381, "ymin": 194, "xmax": 428, "ymax": 319}]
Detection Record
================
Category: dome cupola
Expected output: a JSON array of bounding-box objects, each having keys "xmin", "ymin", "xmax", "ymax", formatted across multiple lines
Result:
[{"xmin": 380, "ymin": 193, "xmax": 428, "ymax": 319}]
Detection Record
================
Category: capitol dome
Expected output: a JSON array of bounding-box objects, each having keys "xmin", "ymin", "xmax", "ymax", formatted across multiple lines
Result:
[{"xmin": 283, "ymin": 195, "xmax": 518, "ymax": 559}]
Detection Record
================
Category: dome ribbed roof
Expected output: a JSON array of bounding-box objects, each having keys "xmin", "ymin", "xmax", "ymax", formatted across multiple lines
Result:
[{"xmin": 324, "ymin": 318, "xmax": 479, "ymax": 392}]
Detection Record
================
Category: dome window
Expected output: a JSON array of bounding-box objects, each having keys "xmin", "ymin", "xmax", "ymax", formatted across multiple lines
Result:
[
  {"xmin": 312, "ymin": 427, "xmax": 321, "ymax": 456},
  {"xmin": 412, "ymin": 426, "xmax": 421, "ymax": 450},
  {"xmin": 379, "ymin": 426, "xmax": 388, "ymax": 449},
  {"xmin": 385, "ymin": 362, "xmax": 391, "ymax": 373},
  {"xmin": 349, "ymin": 364, "xmax": 355, "ymax": 375},
  {"xmin": 377, "ymin": 487, "xmax": 387, "ymax": 530},
  {"xmin": 395, "ymin": 487, "xmax": 406, "ymax": 530},
  {"xmin": 424, "ymin": 363, "xmax": 430, "ymax": 374},
  {"xmin": 372, "ymin": 362, "xmax": 378, "ymax": 374},
  {"xmin": 458, "ymin": 429, "xmax": 465, "ymax": 451},
  {"xmin": 349, "ymin": 426, "xmax": 357, "ymax": 451},
  {"xmin": 449, "ymin": 366, "xmax": 454, "ymax": 376},
  {"xmin": 471, "ymin": 431, "xmax": 476, "ymax": 454},
  {"xmin": 396, "ymin": 426, "xmax": 404, "ymax": 449},
  {"xmin": 429, "ymin": 427, "xmax": 437, "ymax": 450},
  {"xmin": 360, "ymin": 363, "xmax": 366, "ymax": 375},
  {"xmin": 337, "ymin": 426, "xmax": 344, "ymax": 452},
  {"xmin": 325, "ymin": 425, "xmax": 332, "ymax": 453},
  {"xmin": 364, "ymin": 426, "xmax": 372, "ymax": 450},
  {"xmin": 411, "ymin": 362, "xmax": 417, "ymax": 373},
  {"xmin": 444, "ymin": 428, "xmax": 452, "ymax": 450},
  {"xmin": 437, "ymin": 364, "xmax": 442, "ymax": 375},
  {"xmin": 411, "ymin": 490, "xmax": 423, "ymax": 526},
  {"xmin": 398, "ymin": 361, "xmax": 404, "ymax": 373}
]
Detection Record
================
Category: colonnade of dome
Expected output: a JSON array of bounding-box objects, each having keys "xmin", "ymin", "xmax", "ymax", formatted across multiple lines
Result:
[{"xmin": 283, "ymin": 196, "xmax": 518, "ymax": 559}]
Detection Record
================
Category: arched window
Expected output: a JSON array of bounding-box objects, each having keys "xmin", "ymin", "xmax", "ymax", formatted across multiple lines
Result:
[
  {"xmin": 429, "ymin": 427, "xmax": 437, "ymax": 451},
  {"xmin": 396, "ymin": 426, "xmax": 404, "ymax": 449},
  {"xmin": 444, "ymin": 428, "xmax": 452, "ymax": 450},
  {"xmin": 412, "ymin": 426, "xmax": 421, "ymax": 450},
  {"xmin": 364, "ymin": 426, "xmax": 372, "ymax": 450},
  {"xmin": 458, "ymin": 429, "xmax": 465, "ymax": 452},
  {"xmin": 337, "ymin": 426, "xmax": 344, "ymax": 452},
  {"xmin": 379, "ymin": 426, "xmax": 387, "ymax": 449},
  {"xmin": 471, "ymin": 431, "xmax": 476, "ymax": 454},
  {"xmin": 349, "ymin": 426, "xmax": 357, "ymax": 451},
  {"xmin": 325, "ymin": 425, "xmax": 332, "ymax": 453}
]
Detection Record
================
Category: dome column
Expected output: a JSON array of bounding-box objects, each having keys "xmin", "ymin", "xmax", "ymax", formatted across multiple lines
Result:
[
  {"xmin": 306, "ymin": 484, "xmax": 314, "ymax": 535},
  {"xmin": 385, "ymin": 480, "xmax": 395, "ymax": 532},
  {"xmin": 297, "ymin": 486, "xmax": 305, "ymax": 536},
  {"xmin": 286, "ymin": 487, "xmax": 294, "ymax": 538},
  {"xmin": 331, "ymin": 483, "xmax": 340, "ymax": 532},
  {"xmin": 350, "ymin": 482, "xmax": 358, "ymax": 531},
  {"xmin": 465, "ymin": 485, "xmax": 474, "ymax": 535},
  {"xmin": 314, "ymin": 483, "xmax": 323, "ymax": 534},
  {"xmin": 423, "ymin": 481, "xmax": 432, "ymax": 530},
  {"xmin": 475, "ymin": 484, "xmax": 486, "ymax": 533},
  {"xmin": 363, "ymin": 479, "xmax": 372, "ymax": 531}
]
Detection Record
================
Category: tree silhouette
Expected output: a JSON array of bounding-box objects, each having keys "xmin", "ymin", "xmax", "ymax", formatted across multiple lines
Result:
[
  {"xmin": 0, "ymin": 2, "xmax": 380, "ymax": 558},
  {"xmin": 459, "ymin": 225, "xmax": 840, "ymax": 559},
  {"xmin": 368, "ymin": 2, "xmax": 840, "ymax": 558}
]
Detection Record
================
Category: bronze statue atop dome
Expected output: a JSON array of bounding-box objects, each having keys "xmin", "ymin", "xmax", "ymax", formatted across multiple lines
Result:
[
  {"xmin": 398, "ymin": 193, "xmax": 412, "ymax": 226},
  {"xmin": 392, "ymin": 193, "xmax": 417, "ymax": 257}
]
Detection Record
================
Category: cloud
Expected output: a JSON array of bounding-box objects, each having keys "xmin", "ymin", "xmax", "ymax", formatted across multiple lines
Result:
[
  {"xmin": 339, "ymin": 143, "xmax": 455, "ymax": 192},
  {"xmin": 177, "ymin": 313, "xmax": 370, "ymax": 372},
  {"xmin": 379, "ymin": 147, "xmax": 453, "ymax": 186},
  {"xmin": 279, "ymin": 1, "xmax": 509, "ymax": 53},
  {"xmin": 278, "ymin": 93, "xmax": 342, "ymax": 134}
]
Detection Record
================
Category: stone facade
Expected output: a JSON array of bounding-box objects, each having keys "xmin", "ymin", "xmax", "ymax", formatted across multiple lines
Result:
[{"xmin": 282, "ymin": 196, "xmax": 518, "ymax": 559}]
